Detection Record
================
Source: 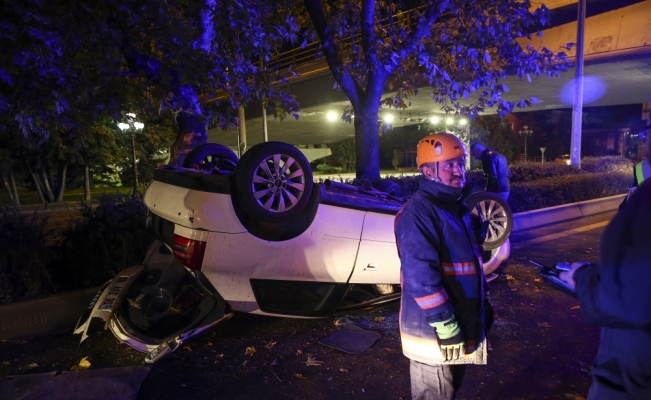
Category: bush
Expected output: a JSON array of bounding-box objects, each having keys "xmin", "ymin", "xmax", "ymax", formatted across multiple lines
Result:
[
  {"xmin": 508, "ymin": 172, "xmax": 629, "ymax": 213},
  {"xmin": 51, "ymin": 193, "xmax": 154, "ymax": 292},
  {"xmin": 509, "ymin": 156, "xmax": 634, "ymax": 182},
  {"xmin": 509, "ymin": 161, "xmax": 580, "ymax": 182},
  {"xmin": 580, "ymin": 156, "xmax": 633, "ymax": 174},
  {"xmin": 0, "ymin": 208, "xmax": 55, "ymax": 303}
]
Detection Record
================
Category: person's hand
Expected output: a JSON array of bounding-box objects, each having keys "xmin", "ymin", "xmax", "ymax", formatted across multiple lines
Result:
[
  {"xmin": 430, "ymin": 317, "xmax": 465, "ymax": 361},
  {"xmin": 559, "ymin": 261, "xmax": 591, "ymax": 290}
]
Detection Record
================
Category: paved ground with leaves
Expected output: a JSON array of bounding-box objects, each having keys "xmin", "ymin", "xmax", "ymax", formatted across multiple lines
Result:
[{"xmin": 0, "ymin": 212, "xmax": 610, "ymax": 399}]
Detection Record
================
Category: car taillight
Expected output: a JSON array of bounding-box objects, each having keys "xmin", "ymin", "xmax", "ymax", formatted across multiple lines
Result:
[{"xmin": 172, "ymin": 234, "xmax": 206, "ymax": 271}]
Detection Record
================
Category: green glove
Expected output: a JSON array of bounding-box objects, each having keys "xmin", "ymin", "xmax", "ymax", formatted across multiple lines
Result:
[{"xmin": 430, "ymin": 317, "xmax": 465, "ymax": 361}]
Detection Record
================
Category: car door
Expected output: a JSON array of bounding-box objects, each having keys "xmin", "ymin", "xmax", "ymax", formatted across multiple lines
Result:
[{"xmin": 348, "ymin": 211, "xmax": 400, "ymax": 285}]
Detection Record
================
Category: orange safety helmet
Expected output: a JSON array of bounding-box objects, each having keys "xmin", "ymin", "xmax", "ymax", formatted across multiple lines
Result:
[{"xmin": 416, "ymin": 133, "xmax": 468, "ymax": 168}]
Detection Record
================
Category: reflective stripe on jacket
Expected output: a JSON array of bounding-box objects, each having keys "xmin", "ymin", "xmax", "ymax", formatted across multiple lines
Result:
[
  {"xmin": 394, "ymin": 178, "xmax": 487, "ymax": 366},
  {"xmin": 634, "ymin": 160, "xmax": 651, "ymax": 186}
]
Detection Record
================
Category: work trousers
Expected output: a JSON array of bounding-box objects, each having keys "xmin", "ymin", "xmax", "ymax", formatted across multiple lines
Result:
[{"xmin": 410, "ymin": 360, "xmax": 466, "ymax": 400}]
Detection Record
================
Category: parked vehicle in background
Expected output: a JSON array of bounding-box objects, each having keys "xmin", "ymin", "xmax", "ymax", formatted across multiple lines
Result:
[
  {"xmin": 555, "ymin": 154, "xmax": 571, "ymax": 165},
  {"xmin": 75, "ymin": 141, "xmax": 513, "ymax": 363}
]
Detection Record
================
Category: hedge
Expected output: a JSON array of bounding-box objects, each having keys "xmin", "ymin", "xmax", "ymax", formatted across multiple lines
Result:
[
  {"xmin": 52, "ymin": 193, "xmax": 154, "ymax": 292},
  {"xmin": 374, "ymin": 170, "xmax": 629, "ymax": 213},
  {"xmin": 0, "ymin": 193, "xmax": 154, "ymax": 304},
  {"xmin": 0, "ymin": 208, "xmax": 55, "ymax": 303},
  {"xmin": 0, "ymin": 159, "xmax": 634, "ymax": 303},
  {"xmin": 508, "ymin": 171, "xmax": 629, "ymax": 212},
  {"xmin": 509, "ymin": 156, "xmax": 632, "ymax": 182}
]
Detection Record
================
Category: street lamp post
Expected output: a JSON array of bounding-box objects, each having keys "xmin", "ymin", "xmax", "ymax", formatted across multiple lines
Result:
[
  {"xmin": 518, "ymin": 125, "xmax": 533, "ymax": 162},
  {"xmin": 118, "ymin": 113, "xmax": 144, "ymax": 196}
]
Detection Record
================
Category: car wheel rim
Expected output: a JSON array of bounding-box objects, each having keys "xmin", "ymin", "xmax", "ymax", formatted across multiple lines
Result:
[
  {"xmin": 251, "ymin": 153, "xmax": 306, "ymax": 213},
  {"xmin": 472, "ymin": 199, "xmax": 509, "ymax": 243}
]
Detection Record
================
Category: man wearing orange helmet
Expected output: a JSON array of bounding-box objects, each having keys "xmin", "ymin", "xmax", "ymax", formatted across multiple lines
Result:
[{"xmin": 395, "ymin": 133, "xmax": 490, "ymax": 400}]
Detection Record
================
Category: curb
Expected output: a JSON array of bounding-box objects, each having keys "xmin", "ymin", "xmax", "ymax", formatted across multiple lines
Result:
[
  {"xmin": 0, "ymin": 194, "xmax": 624, "ymax": 340},
  {"xmin": 0, "ymin": 287, "xmax": 100, "ymax": 340},
  {"xmin": 512, "ymin": 194, "xmax": 625, "ymax": 232}
]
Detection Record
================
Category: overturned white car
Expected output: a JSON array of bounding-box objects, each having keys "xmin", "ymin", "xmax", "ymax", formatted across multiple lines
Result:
[{"xmin": 75, "ymin": 142, "xmax": 512, "ymax": 363}]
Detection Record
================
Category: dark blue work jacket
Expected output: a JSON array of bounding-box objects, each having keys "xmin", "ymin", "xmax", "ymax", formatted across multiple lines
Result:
[
  {"xmin": 394, "ymin": 178, "xmax": 487, "ymax": 365},
  {"xmin": 574, "ymin": 178, "xmax": 651, "ymax": 399}
]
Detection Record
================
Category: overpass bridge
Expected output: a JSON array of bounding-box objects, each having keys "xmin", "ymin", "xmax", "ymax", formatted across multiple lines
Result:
[{"xmin": 208, "ymin": 0, "xmax": 651, "ymax": 159}]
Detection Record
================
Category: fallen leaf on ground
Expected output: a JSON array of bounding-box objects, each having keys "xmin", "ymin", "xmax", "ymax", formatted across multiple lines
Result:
[
  {"xmin": 27, "ymin": 363, "xmax": 38, "ymax": 368},
  {"xmin": 71, "ymin": 357, "xmax": 91, "ymax": 371},
  {"xmin": 334, "ymin": 319, "xmax": 344, "ymax": 327},
  {"xmin": 373, "ymin": 317, "xmax": 385, "ymax": 322},
  {"xmin": 182, "ymin": 345, "xmax": 192, "ymax": 352},
  {"xmin": 245, "ymin": 346, "xmax": 256, "ymax": 356},
  {"xmin": 296, "ymin": 350, "xmax": 303, "ymax": 356},
  {"xmin": 264, "ymin": 341, "xmax": 276, "ymax": 350},
  {"xmin": 216, "ymin": 354, "xmax": 224, "ymax": 359},
  {"xmin": 305, "ymin": 354, "xmax": 324, "ymax": 367},
  {"xmin": 534, "ymin": 278, "xmax": 541, "ymax": 283},
  {"xmin": 340, "ymin": 368, "xmax": 348, "ymax": 373},
  {"xmin": 506, "ymin": 275, "xmax": 515, "ymax": 281},
  {"xmin": 205, "ymin": 342, "xmax": 213, "ymax": 347},
  {"xmin": 295, "ymin": 374, "xmax": 306, "ymax": 379},
  {"xmin": 571, "ymin": 305, "xmax": 581, "ymax": 310},
  {"xmin": 538, "ymin": 322, "xmax": 552, "ymax": 328},
  {"xmin": 563, "ymin": 392, "xmax": 586, "ymax": 400}
]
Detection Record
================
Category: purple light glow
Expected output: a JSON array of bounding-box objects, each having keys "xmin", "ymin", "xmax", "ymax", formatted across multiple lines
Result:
[{"xmin": 560, "ymin": 75, "xmax": 607, "ymax": 105}]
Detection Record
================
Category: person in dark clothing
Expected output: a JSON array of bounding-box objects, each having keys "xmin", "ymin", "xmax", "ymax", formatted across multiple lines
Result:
[
  {"xmin": 560, "ymin": 178, "xmax": 651, "ymax": 399},
  {"xmin": 470, "ymin": 143, "xmax": 512, "ymax": 202},
  {"xmin": 632, "ymin": 125, "xmax": 651, "ymax": 187},
  {"xmin": 620, "ymin": 125, "xmax": 651, "ymax": 208},
  {"xmin": 395, "ymin": 133, "xmax": 489, "ymax": 400}
]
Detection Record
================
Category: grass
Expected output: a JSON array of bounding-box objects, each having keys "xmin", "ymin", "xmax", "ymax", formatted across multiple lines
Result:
[{"xmin": 0, "ymin": 186, "xmax": 134, "ymax": 207}]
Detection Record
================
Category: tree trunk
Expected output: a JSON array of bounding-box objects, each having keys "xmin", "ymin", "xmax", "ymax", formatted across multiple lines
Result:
[
  {"xmin": 354, "ymin": 104, "xmax": 382, "ymax": 181},
  {"xmin": 9, "ymin": 168, "xmax": 20, "ymax": 206},
  {"xmin": 166, "ymin": 0, "xmax": 213, "ymax": 167},
  {"xmin": 169, "ymin": 93, "xmax": 207, "ymax": 166},
  {"xmin": 27, "ymin": 163, "xmax": 46, "ymax": 204},
  {"xmin": 47, "ymin": 165, "xmax": 56, "ymax": 195},
  {"xmin": 84, "ymin": 165, "xmax": 91, "ymax": 202},
  {"xmin": 41, "ymin": 167, "xmax": 56, "ymax": 202},
  {"xmin": 2, "ymin": 172, "xmax": 14, "ymax": 204},
  {"xmin": 55, "ymin": 164, "xmax": 67, "ymax": 202}
]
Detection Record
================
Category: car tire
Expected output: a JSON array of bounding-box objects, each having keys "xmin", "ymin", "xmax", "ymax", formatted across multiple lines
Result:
[
  {"xmin": 182, "ymin": 143, "xmax": 238, "ymax": 171},
  {"xmin": 466, "ymin": 192, "xmax": 513, "ymax": 250},
  {"xmin": 233, "ymin": 142, "xmax": 314, "ymax": 223}
]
